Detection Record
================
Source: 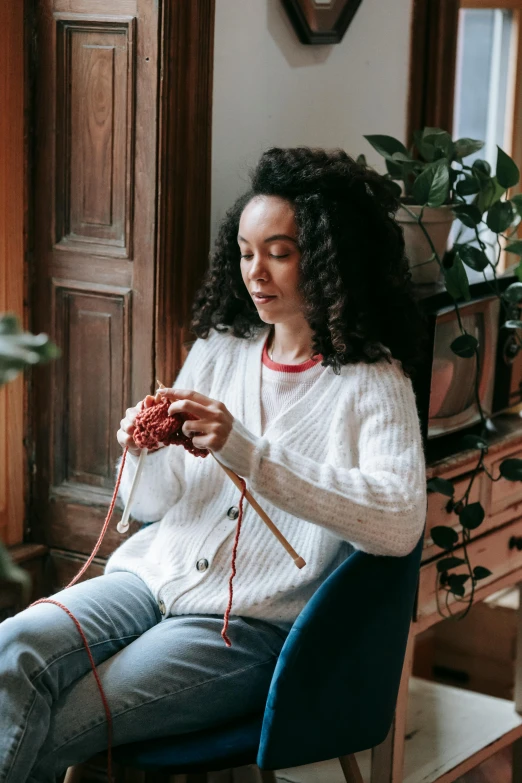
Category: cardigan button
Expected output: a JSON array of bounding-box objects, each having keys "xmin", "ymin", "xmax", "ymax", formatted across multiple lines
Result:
[
  {"xmin": 196, "ymin": 558, "xmax": 209, "ymax": 572},
  {"xmin": 158, "ymin": 599, "xmax": 166, "ymax": 615},
  {"xmin": 227, "ymin": 506, "xmax": 239, "ymax": 520}
]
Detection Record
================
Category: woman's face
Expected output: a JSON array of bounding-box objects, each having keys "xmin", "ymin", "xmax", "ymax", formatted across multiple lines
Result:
[{"xmin": 238, "ymin": 196, "xmax": 305, "ymax": 327}]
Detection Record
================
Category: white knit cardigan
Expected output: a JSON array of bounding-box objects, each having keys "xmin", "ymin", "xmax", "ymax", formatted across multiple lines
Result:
[{"xmin": 105, "ymin": 327, "xmax": 427, "ymax": 626}]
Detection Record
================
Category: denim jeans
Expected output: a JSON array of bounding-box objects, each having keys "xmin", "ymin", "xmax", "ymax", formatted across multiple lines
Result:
[{"xmin": 0, "ymin": 571, "xmax": 288, "ymax": 782}]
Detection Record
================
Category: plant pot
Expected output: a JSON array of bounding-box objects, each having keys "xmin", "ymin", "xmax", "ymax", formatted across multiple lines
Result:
[{"xmin": 396, "ymin": 204, "xmax": 455, "ymax": 285}]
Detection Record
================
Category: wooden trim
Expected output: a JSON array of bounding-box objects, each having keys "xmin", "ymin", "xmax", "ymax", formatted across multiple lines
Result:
[
  {"xmin": 0, "ymin": 0, "xmax": 26, "ymax": 546},
  {"xmin": 407, "ymin": 0, "xmax": 460, "ymax": 143},
  {"xmin": 155, "ymin": 1, "xmax": 215, "ymax": 387},
  {"xmin": 461, "ymin": 0, "xmax": 522, "ymax": 8}
]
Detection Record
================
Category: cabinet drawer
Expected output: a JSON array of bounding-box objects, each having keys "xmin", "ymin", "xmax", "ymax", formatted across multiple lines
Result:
[
  {"xmin": 418, "ymin": 517, "xmax": 522, "ymax": 625},
  {"xmin": 485, "ymin": 446, "xmax": 522, "ymax": 521},
  {"xmin": 424, "ymin": 473, "xmax": 485, "ymax": 561}
]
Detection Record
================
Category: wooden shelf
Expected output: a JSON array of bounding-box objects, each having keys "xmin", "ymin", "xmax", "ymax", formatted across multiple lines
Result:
[{"xmin": 275, "ymin": 678, "xmax": 522, "ymax": 783}]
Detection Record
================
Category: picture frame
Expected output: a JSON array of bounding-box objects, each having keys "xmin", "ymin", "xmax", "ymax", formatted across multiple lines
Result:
[{"xmin": 281, "ymin": 0, "xmax": 364, "ymax": 45}]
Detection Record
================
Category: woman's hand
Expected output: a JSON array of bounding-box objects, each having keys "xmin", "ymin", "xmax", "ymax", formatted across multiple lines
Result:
[
  {"xmin": 117, "ymin": 395, "xmax": 156, "ymax": 456},
  {"xmin": 157, "ymin": 388, "xmax": 234, "ymax": 453}
]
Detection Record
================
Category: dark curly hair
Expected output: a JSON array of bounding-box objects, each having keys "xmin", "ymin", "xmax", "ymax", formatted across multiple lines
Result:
[{"xmin": 191, "ymin": 147, "xmax": 429, "ymax": 377}]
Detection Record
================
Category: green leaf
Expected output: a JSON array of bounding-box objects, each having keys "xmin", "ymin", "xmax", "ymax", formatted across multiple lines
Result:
[
  {"xmin": 459, "ymin": 502, "xmax": 485, "ymax": 530},
  {"xmin": 385, "ymin": 158, "xmax": 404, "ymax": 179},
  {"xmin": 504, "ymin": 320, "xmax": 522, "ymax": 330},
  {"xmin": 472, "ymin": 159, "xmax": 492, "ymax": 178},
  {"xmin": 427, "ymin": 477, "xmax": 455, "ymax": 497},
  {"xmin": 431, "ymin": 525, "xmax": 459, "ymax": 550},
  {"xmin": 473, "ymin": 566, "xmax": 492, "ymax": 581},
  {"xmin": 454, "ymin": 138, "xmax": 484, "ymax": 159},
  {"xmin": 437, "ymin": 556, "xmax": 467, "ymax": 572},
  {"xmin": 455, "ymin": 245, "xmax": 489, "ymax": 271},
  {"xmin": 475, "ymin": 176, "xmax": 506, "ymax": 213},
  {"xmin": 505, "ymin": 240, "xmax": 522, "ymax": 255},
  {"xmin": 364, "ymin": 135, "xmax": 409, "ymax": 161},
  {"xmin": 504, "ymin": 282, "xmax": 522, "ymax": 303},
  {"xmin": 443, "ymin": 254, "xmax": 470, "ymax": 302},
  {"xmin": 499, "ymin": 458, "xmax": 522, "ymax": 481},
  {"xmin": 511, "ymin": 193, "xmax": 522, "ymax": 215},
  {"xmin": 460, "ymin": 433, "xmax": 488, "ymax": 451},
  {"xmin": 423, "ymin": 130, "xmax": 454, "ymax": 161},
  {"xmin": 412, "ymin": 159, "xmax": 450, "ymax": 206},
  {"xmin": 496, "ymin": 146, "xmax": 520, "ymax": 189},
  {"xmin": 456, "ymin": 175, "xmax": 481, "ymax": 196},
  {"xmin": 447, "ymin": 573, "xmax": 470, "ymax": 596},
  {"xmin": 356, "ymin": 154, "xmax": 367, "ymax": 166},
  {"xmin": 487, "ymin": 200, "xmax": 515, "ymax": 233},
  {"xmin": 516, "ymin": 262, "xmax": 522, "ymax": 282},
  {"xmin": 450, "ymin": 333, "xmax": 478, "ymax": 358},
  {"xmin": 452, "ymin": 203, "xmax": 483, "ymax": 228}
]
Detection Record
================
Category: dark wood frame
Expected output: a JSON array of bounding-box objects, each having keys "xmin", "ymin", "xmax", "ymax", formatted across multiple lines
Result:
[
  {"xmin": 155, "ymin": 0, "xmax": 215, "ymax": 385},
  {"xmin": 282, "ymin": 0, "xmax": 364, "ymax": 45},
  {"xmin": 407, "ymin": 0, "xmax": 461, "ymax": 144}
]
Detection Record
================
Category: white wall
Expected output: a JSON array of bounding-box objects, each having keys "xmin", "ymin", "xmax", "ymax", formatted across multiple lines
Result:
[{"xmin": 211, "ymin": 0, "xmax": 413, "ymax": 244}]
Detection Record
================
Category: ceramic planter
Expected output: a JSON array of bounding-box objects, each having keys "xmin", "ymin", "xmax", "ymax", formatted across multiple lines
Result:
[{"xmin": 396, "ymin": 204, "xmax": 455, "ymax": 285}]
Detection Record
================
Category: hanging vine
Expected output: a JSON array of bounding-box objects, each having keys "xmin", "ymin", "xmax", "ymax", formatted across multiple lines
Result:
[{"xmin": 361, "ymin": 129, "xmax": 522, "ymax": 620}]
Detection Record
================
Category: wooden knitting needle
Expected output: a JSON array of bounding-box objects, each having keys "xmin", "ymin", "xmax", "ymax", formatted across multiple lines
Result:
[
  {"xmin": 117, "ymin": 448, "xmax": 147, "ymax": 534},
  {"xmin": 156, "ymin": 381, "xmax": 306, "ymax": 569}
]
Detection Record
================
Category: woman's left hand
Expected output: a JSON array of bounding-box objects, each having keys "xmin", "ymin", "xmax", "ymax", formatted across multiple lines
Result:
[{"xmin": 157, "ymin": 388, "xmax": 234, "ymax": 453}]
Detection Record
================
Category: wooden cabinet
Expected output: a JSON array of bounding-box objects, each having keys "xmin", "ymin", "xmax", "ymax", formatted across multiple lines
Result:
[{"xmin": 367, "ymin": 413, "xmax": 522, "ymax": 783}]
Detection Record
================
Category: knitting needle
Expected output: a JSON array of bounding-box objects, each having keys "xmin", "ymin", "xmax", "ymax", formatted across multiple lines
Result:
[
  {"xmin": 156, "ymin": 381, "xmax": 306, "ymax": 570},
  {"xmin": 116, "ymin": 448, "xmax": 148, "ymax": 534}
]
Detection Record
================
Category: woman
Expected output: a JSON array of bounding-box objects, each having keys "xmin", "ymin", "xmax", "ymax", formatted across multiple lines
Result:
[{"xmin": 0, "ymin": 147, "xmax": 428, "ymax": 781}]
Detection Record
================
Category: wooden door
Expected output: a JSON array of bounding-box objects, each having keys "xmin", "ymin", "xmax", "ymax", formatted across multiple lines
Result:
[{"xmin": 29, "ymin": 0, "xmax": 214, "ymax": 585}]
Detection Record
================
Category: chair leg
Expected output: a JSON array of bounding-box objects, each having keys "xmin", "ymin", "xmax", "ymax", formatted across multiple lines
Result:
[
  {"xmin": 339, "ymin": 754, "xmax": 364, "ymax": 783},
  {"xmin": 63, "ymin": 767, "xmax": 84, "ymax": 783}
]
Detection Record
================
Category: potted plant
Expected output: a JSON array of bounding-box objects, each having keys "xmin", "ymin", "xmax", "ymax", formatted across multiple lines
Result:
[
  {"xmin": 0, "ymin": 314, "xmax": 59, "ymax": 606},
  {"xmin": 360, "ymin": 130, "xmax": 522, "ymax": 619},
  {"xmin": 359, "ymin": 127, "xmax": 500, "ymax": 284}
]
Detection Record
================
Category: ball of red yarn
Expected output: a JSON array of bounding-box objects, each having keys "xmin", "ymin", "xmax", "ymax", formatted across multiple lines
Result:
[{"xmin": 133, "ymin": 399, "xmax": 209, "ymax": 458}]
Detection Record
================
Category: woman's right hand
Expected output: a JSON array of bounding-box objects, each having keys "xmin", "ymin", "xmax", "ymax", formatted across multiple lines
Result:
[{"xmin": 117, "ymin": 395, "xmax": 157, "ymax": 456}]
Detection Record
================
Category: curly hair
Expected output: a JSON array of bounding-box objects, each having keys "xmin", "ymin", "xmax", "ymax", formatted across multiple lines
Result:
[{"xmin": 191, "ymin": 147, "xmax": 429, "ymax": 377}]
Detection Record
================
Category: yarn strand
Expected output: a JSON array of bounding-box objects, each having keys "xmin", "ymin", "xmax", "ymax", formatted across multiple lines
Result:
[{"xmin": 221, "ymin": 476, "xmax": 247, "ymax": 647}]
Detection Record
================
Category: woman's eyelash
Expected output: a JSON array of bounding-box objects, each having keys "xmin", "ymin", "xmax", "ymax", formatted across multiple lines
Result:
[{"xmin": 240, "ymin": 253, "xmax": 290, "ymax": 259}]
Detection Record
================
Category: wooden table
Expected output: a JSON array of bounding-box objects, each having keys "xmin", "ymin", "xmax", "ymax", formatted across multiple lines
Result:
[{"xmin": 367, "ymin": 411, "xmax": 522, "ymax": 783}]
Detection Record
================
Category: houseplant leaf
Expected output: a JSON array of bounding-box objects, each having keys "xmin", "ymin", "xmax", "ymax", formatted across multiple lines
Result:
[
  {"xmin": 476, "ymin": 176, "xmax": 505, "ymax": 213},
  {"xmin": 459, "ymin": 502, "xmax": 485, "ymax": 530},
  {"xmin": 456, "ymin": 175, "xmax": 481, "ymax": 196},
  {"xmin": 473, "ymin": 566, "xmax": 492, "ymax": 580},
  {"xmin": 487, "ymin": 200, "xmax": 514, "ymax": 233},
  {"xmin": 450, "ymin": 333, "xmax": 478, "ymax": 358},
  {"xmin": 443, "ymin": 253, "xmax": 471, "ymax": 301},
  {"xmin": 431, "ymin": 525, "xmax": 459, "ymax": 550},
  {"xmin": 504, "ymin": 282, "xmax": 522, "ymax": 303},
  {"xmin": 454, "ymin": 138, "xmax": 484, "ymax": 159},
  {"xmin": 427, "ymin": 477, "xmax": 454, "ymax": 496},
  {"xmin": 412, "ymin": 158, "xmax": 450, "ymax": 207},
  {"xmin": 363, "ymin": 135, "xmax": 410, "ymax": 161},
  {"xmin": 447, "ymin": 573, "xmax": 470, "ymax": 596},
  {"xmin": 452, "ymin": 203, "xmax": 482, "ymax": 228},
  {"xmin": 505, "ymin": 241, "xmax": 522, "ymax": 255},
  {"xmin": 456, "ymin": 245, "xmax": 489, "ymax": 272},
  {"xmin": 437, "ymin": 556, "xmax": 466, "ymax": 572},
  {"xmin": 499, "ymin": 458, "xmax": 522, "ymax": 481},
  {"xmin": 496, "ymin": 146, "xmax": 520, "ymax": 189}
]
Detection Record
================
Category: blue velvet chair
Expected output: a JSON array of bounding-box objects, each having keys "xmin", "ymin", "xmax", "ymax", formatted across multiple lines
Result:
[{"xmin": 65, "ymin": 532, "xmax": 423, "ymax": 783}]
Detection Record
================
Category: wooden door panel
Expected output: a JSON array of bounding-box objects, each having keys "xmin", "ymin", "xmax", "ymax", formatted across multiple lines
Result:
[
  {"xmin": 52, "ymin": 285, "xmax": 130, "ymax": 492},
  {"xmin": 32, "ymin": 0, "xmax": 157, "ymax": 555},
  {"xmin": 55, "ymin": 16, "xmax": 135, "ymax": 255}
]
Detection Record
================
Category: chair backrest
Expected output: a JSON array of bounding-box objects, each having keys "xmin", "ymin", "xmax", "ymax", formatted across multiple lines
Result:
[{"xmin": 257, "ymin": 532, "xmax": 424, "ymax": 770}]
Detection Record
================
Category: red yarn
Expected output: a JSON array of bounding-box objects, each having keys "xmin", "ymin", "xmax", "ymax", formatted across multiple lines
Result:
[{"xmin": 30, "ymin": 398, "xmax": 247, "ymax": 779}]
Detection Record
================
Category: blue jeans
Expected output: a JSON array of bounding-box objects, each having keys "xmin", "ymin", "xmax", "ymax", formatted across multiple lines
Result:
[{"xmin": 0, "ymin": 572, "xmax": 288, "ymax": 782}]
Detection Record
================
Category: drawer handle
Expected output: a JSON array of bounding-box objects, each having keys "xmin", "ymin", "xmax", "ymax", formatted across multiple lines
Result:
[{"xmin": 509, "ymin": 536, "xmax": 522, "ymax": 551}]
